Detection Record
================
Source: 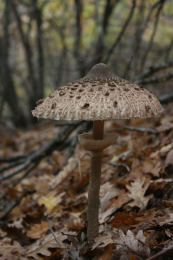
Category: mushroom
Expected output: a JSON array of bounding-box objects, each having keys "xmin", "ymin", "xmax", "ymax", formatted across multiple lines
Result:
[{"xmin": 32, "ymin": 63, "xmax": 163, "ymax": 243}]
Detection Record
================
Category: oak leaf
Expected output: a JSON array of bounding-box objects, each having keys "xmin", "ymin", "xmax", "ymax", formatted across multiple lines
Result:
[{"xmin": 126, "ymin": 178, "xmax": 151, "ymax": 209}]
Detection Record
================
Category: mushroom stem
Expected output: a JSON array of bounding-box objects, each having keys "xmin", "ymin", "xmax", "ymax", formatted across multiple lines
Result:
[
  {"xmin": 93, "ymin": 120, "xmax": 104, "ymax": 140},
  {"xmin": 87, "ymin": 120, "xmax": 104, "ymax": 243}
]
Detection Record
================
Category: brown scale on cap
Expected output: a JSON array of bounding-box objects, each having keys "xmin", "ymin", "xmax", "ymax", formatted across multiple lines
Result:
[{"xmin": 32, "ymin": 63, "xmax": 163, "ymax": 121}]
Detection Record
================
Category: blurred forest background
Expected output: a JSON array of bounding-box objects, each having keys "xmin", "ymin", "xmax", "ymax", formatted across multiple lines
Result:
[{"xmin": 0, "ymin": 0, "xmax": 173, "ymax": 127}]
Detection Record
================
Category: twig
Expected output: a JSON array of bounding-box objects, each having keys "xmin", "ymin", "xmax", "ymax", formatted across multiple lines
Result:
[
  {"xmin": 47, "ymin": 216, "xmax": 61, "ymax": 246},
  {"xmin": 108, "ymin": 162, "xmax": 130, "ymax": 172},
  {"xmin": 0, "ymin": 159, "xmax": 25, "ymax": 174},
  {"xmin": 0, "ymin": 162, "xmax": 38, "ymax": 202},
  {"xmin": 123, "ymin": 125, "xmax": 158, "ymax": 134},
  {"xmin": 0, "ymin": 123, "xmax": 81, "ymax": 182},
  {"xmin": 0, "ymin": 153, "xmax": 31, "ymax": 163},
  {"xmin": 0, "ymin": 190, "xmax": 35, "ymax": 222},
  {"xmin": 146, "ymin": 245, "xmax": 173, "ymax": 260},
  {"xmin": 0, "ymin": 157, "xmax": 35, "ymax": 182}
]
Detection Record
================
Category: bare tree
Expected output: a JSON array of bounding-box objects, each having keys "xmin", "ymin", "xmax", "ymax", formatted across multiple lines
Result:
[
  {"xmin": 0, "ymin": 0, "xmax": 26, "ymax": 126},
  {"xmin": 10, "ymin": 0, "xmax": 45, "ymax": 121}
]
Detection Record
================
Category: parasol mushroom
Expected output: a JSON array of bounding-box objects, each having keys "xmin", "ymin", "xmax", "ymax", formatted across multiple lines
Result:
[{"xmin": 32, "ymin": 63, "xmax": 163, "ymax": 243}]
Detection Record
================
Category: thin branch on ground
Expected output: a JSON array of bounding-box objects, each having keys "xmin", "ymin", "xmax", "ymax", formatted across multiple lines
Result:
[
  {"xmin": 0, "ymin": 159, "xmax": 25, "ymax": 174},
  {"xmin": 47, "ymin": 216, "xmax": 61, "ymax": 246},
  {"xmin": 0, "ymin": 162, "xmax": 38, "ymax": 202},
  {"xmin": 0, "ymin": 153, "xmax": 31, "ymax": 163},
  {"xmin": 0, "ymin": 190, "xmax": 35, "ymax": 222},
  {"xmin": 122, "ymin": 125, "xmax": 158, "ymax": 134},
  {"xmin": 146, "ymin": 245, "xmax": 173, "ymax": 260},
  {"xmin": 0, "ymin": 123, "xmax": 81, "ymax": 182},
  {"xmin": 108, "ymin": 162, "xmax": 130, "ymax": 172}
]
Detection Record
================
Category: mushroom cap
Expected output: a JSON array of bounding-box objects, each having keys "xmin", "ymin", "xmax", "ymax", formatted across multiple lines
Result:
[{"xmin": 32, "ymin": 63, "xmax": 163, "ymax": 121}]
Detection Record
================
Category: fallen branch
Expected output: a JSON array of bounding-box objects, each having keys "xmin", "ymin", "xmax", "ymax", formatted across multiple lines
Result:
[
  {"xmin": 0, "ymin": 123, "xmax": 81, "ymax": 182},
  {"xmin": 146, "ymin": 245, "xmax": 173, "ymax": 260},
  {"xmin": 0, "ymin": 190, "xmax": 35, "ymax": 222},
  {"xmin": 0, "ymin": 153, "xmax": 31, "ymax": 163},
  {"xmin": 108, "ymin": 162, "xmax": 130, "ymax": 172},
  {"xmin": 0, "ymin": 162, "xmax": 39, "ymax": 202},
  {"xmin": 0, "ymin": 159, "xmax": 25, "ymax": 174},
  {"xmin": 122, "ymin": 125, "xmax": 158, "ymax": 134}
]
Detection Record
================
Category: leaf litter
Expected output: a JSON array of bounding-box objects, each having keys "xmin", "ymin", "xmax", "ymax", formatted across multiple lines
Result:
[{"xmin": 0, "ymin": 106, "xmax": 173, "ymax": 259}]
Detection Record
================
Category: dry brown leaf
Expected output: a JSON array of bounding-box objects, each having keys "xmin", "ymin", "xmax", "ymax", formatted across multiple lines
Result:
[
  {"xmin": 38, "ymin": 191, "xmax": 65, "ymax": 215},
  {"xmin": 92, "ymin": 235, "xmax": 113, "ymax": 250},
  {"xmin": 0, "ymin": 240, "xmax": 26, "ymax": 260},
  {"xmin": 99, "ymin": 190, "xmax": 131, "ymax": 224},
  {"xmin": 113, "ymin": 229, "xmax": 150, "ymax": 257},
  {"xmin": 8, "ymin": 218, "xmax": 23, "ymax": 229},
  {"xmin": 98, "ymin": 244, "xmax": 113, "ymax": 260},
  {"xmin": 100, "ymin": 182, "xmax": 119, "ymax": 212},
  {"xmin": 156, "ymin": 122, "xmax": 173, "ymax": 132},
  {"xmin": 165, "ymin": 149, "xmax": 173, "ymax": 166},
  {"xmin": 157, "ymin": 211, "xmax": 173, "ymax": 226},
  {"xmin": 143, "ymin": 158, "xmax": 161, "ymax": 177},
  {"xmin": 27, "ymin": 221, "xmax": 49, "ymax": 239},
  {"xmin": 112, "ymin": 212, "xmax": 140, "ymax": 229},
  {"xmin": 26, "ymin": 232, "xmax": 67, "ymax": 259},
  {"xmin": 151, "ymin": 143, "xmax": 173, "ymax": 159},
  {"xmin": 112, "ymin": 189, "xmax": 131, "ymax": 209},
  {"xmin": 51, "ymin": 157, "xmax": 77, "ymax": 188},
  {"xmin": 126, "ymin": 178, "xmax": 151, "ymax": 209}
]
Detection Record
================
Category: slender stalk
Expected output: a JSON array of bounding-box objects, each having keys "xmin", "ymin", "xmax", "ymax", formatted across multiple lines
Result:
[
  {"xmin": 93, "ymin": 120, "xmax": 104, "ymax": 140},
  {"xmin": 87, "ymin": 120, "xmax": 104, "ymax": 243}
]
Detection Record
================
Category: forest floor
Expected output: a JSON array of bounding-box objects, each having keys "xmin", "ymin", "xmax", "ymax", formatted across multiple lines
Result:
[{"xmin": 0, "ymin": 103, "xmax": 173, "ymax": 260}]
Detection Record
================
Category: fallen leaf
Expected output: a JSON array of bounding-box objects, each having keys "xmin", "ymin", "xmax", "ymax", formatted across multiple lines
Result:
[
  {"xmin": 113, "ymin": 212, "xmax": 140, "ymax": 229},
  {"xmin": 151, "ymin": 143, "xmax": 173, "ymax": 159},
  {"xmin": 113, "ymin": 229, "xmax": 150, "ymax": 257},
  {"xmin": 165, "ymin": 149, "xmax": 173, "ymax": 166},
  {"xmin": 38, "ymin": 191, "xmax": 65, "ymax": 215},
  {"xmin": 26, "ymin": 232, "xmax": 67, "ymax": 258},
  {"xmin": 51, "ymin": 157, "xmax": 77, "ymax": 188},
  {"xmin": 156, "ymin": 123, "xmax": 173, "ymax": 132},
  {"xmin": 126, "ymin": 178, "xmax": 151, "ymax": 209},
  {"xmin": 92, "ymin": 235, "xmax": 113, "ymax": 250},
  {"xmin": 27, "ymin": 221, "xmax": 49, "ymax": 239},
  {"xmin": 112, "ymin": 189, "xmax": 131, "ymax": 209},
  {"xmin": 98, "ymin": 244, "xmax": 113, "ymax": 260},
  {"xmin": 100, "ymin": 182, "xmax": 119, "ymax": 212}
]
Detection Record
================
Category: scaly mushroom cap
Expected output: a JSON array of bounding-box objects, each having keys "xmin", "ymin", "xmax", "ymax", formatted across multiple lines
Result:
[{"xmin": 32, "ymin": 63, "xmax": 163, "ymax": 120}]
